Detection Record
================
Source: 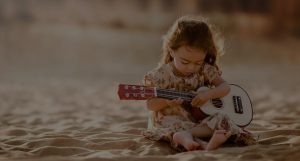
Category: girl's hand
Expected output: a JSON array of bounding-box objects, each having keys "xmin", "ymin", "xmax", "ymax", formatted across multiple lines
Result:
[
  {"xmin": 191, "ymin": 91, "xmax": 211, "ymax": 108},
  {"xmin": 166, "ymin": 98, "xmax": 184, "ymax": 107}
]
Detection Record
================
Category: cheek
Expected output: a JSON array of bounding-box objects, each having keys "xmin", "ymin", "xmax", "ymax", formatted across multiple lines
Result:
[
  {"xmin": 195, "ymin": 65, "xmax": 202, "ymax": 70},
  {"xmin": 174, "ymin": 60, "xmax": 185, "ymax": 69}
]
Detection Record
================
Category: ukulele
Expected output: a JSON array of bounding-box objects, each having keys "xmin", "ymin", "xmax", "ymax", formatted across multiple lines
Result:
[{"xmin": 118, "ymin": 84, "xmax": 253, "ymax": 127}]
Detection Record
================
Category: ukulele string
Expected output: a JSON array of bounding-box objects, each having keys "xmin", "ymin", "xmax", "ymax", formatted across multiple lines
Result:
[
  {"xmin": 135, "ymin": 87, "xmax": 223, "ymax": 105},
  {"xmin": 139, "ymin": 92, "xmax": 193, "ymax": 101},
  {"xmin": 143, "ymin": 86, "xmax": 194, "ymax": 97}
]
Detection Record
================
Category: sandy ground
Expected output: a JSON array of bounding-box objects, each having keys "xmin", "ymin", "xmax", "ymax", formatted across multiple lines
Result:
[{"xmin": 0, "ymin": 24, "xmax": 300, "ymax": 161}]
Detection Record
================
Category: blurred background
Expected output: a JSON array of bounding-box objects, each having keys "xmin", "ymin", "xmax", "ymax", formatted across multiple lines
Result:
[
  {"xmin": 0, "ymin": 0, "xmax": 299, "ymax": 90},
  {"xmin": 0, "ymin": 1, "xmax": 299, "ymax": 159}
]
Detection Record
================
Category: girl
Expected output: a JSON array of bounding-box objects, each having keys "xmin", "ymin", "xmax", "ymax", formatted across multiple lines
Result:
[{"xmin": 142, "ymin": 16, "xmax": 256, "ymax": 151}]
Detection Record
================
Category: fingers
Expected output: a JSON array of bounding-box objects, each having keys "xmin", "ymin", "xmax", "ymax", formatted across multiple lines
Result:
[
  {"xmin": 172, "ymin": 98, "xmax": 183, "ymax": 105},
  {"xmin": 175, "ymin": 98, "xmax": 184, "ymax": 104},
  {"xmin": 191, "ymin": 97, "xmax": 205, "ymax": 107},
  {"xmin": 192, "ymin": 92, "xmax": 211, "ymax": 107},
  {"xmin": 191, "ymin": 96, "xmax": 200, "ymax": 106},
  {"xmin": 191, "ymin": 100, "xmax": 202, "ymax": 107},
  {"xmin": 166, "ymin": 98, "xmax": 183, "ymax": 106}
]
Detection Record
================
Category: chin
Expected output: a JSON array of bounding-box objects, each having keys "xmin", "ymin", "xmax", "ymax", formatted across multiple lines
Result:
[{"xmin": 184, "ymin": 73, "xmax": 193, "ymax": 76}]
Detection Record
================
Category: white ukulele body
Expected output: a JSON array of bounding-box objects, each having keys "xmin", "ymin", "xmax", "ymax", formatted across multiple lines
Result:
[{"xmin": 198, "ymin": 84, "xmax": 253, "ymax": 127}]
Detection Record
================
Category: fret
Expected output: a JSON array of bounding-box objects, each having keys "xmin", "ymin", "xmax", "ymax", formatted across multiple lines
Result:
[{"xmin": 156, "ymin": 88, "xmax": 196, "ymax": 101}]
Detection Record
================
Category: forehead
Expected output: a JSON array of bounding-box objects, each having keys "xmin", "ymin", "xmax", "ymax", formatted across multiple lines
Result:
[{"xmin": 175, "ymin": 46, "xmax": 206, "ymax": 61}]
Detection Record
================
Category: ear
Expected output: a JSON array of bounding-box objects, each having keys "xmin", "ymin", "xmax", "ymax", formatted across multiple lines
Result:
[{"xmin": 169, "ymin": 49, "xmax": 175, "ymax": 57}]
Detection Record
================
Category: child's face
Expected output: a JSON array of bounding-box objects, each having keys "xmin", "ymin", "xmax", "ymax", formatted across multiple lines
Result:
[{"xmin": 171, "ymin": 46, "xmax": 206, "ymax": 76}]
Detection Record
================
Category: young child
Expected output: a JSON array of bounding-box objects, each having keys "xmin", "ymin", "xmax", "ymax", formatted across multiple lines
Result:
[{"xmin": 142, "ymin": 16, "xmax": 256, "ymax": 151}]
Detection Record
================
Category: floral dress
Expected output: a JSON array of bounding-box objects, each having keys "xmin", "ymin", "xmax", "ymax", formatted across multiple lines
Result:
[{"xmin": 142, "ymin": 62, "xmax": 256, "ymax": 151}]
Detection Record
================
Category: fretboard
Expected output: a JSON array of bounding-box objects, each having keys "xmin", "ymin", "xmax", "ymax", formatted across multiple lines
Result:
[{"xmin": 156, "ymin": 88, "xmax": 196, "ymax": 102}]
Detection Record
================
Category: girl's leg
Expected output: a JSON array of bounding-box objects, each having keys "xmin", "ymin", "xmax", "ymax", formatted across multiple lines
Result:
[
  {"xmin": 173, "ymin": 124, "xmax": 232, "ymax": 151},
  {"xmin": 188, "ymin": 124, "xmax": 214, "ymax": 138},
  {"xmin": 173, "ymin": 131, "xmax": 201, "ymax": 151},
  {"xmin": 206, "ymin": 130, "xmax": 232, "ymax": 151},
  {"xmin": 173, "ymin": 124, "xmax": 213, "ymax": 151},
  {"xmin": 189, "ymin": 124, "xmax": 233, "ymax": 150}
]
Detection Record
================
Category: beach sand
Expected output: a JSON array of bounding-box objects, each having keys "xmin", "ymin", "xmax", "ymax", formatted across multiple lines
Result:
[
  {"xmin": 0, "ymin": 65, "xmax": 299, "ymax": 161},
  {"xmin": 0, "ymin": 24, "xmax": 300, "ymax": 161}
]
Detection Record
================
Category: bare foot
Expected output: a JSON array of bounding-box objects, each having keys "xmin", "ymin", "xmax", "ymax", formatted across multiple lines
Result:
[
  {"xmin": 173, "ymin": 131, "xmax": 203, "ymax": 151},
  {"xmin": 206, "ymin": 130, "xmax": 232, "ymax": 151}
]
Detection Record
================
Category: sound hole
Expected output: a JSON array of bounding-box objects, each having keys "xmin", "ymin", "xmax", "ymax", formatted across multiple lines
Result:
[{"xmin": 211, "ymin": 98, "xmax": 223, "ymax": 108}]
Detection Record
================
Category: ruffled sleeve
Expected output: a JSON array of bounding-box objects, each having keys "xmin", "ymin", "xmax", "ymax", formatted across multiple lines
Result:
[
  {"xmin": 142, "ymin": 64, "xmax": 171, "ymax": 89},
  {"xmin": 143, "ymin": 71, "xmax": 157, "ymax": 87},
  {"xmin": 203, "ymin": 64, "xmax": 222, "ymax": 84}
]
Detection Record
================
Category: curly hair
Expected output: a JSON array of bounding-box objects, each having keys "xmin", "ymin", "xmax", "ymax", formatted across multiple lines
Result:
[{"xmin": 160, "ymin": 16, "xmax": 224, "ymax": 70}]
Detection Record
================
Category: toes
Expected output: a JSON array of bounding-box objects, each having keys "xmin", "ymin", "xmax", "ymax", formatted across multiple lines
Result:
[
  {"xmin": 225, "ymin": 131, "xmax": 232, "ymax": 137},
  {"xmin": 196, "ymin": 143, "xmax": 205, "ymax": 150},
  {"xmin": 191, "ymin": 143, "xmax": 200, "ymax": 150},
  {"xmin": 215, "ymin": 130, "xmax": 227, "ymax": 134},
  {"xmin": 195, "ymin": 144, "xmax": 204, "ymax": 150},
  {"xmin": 187, "ymin": 142, "xmax": 201, "ymax": 151},
  {"xmin": 215, "ymin": 130, "xmax": 232, "ymax": 137}
]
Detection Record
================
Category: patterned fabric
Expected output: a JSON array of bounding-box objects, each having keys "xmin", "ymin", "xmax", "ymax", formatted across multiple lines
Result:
[{"xmin": 142, "ymin": 62, "xmax": 256, "ymax": 151}]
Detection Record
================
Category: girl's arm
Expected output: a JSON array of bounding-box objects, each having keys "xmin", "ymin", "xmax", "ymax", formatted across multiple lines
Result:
[
  {"xmin": 191, "ymin": 75, "xmax": 230, "ymax": 107},
  {"xmin": 147, "ymin": 98, "xmax": 183, "ymax": 111},
  {"xmin": 146, "ymin": 98, "xmax": 169, "ymax": 111},
  {"xmin": 205, "ymin": 75, "xmax": 230, "ymax": 99}
]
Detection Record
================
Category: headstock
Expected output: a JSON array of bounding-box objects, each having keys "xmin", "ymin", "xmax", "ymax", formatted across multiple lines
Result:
[{"xmin": 118, "ymin": 84, "xmax": 156, "ymax": 100}]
